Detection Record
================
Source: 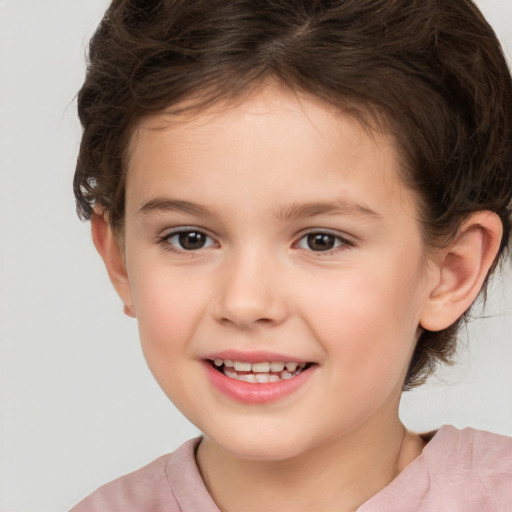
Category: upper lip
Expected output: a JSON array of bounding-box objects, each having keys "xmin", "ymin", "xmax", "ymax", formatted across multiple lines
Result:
[{"xmin": 203, "ymin": 350, "xmax": 312, "ymax": 364}]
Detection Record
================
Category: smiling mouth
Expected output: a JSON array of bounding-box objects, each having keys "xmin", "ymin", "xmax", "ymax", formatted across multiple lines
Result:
[{"xmin": 209, "ymin": 359, "xmax": 310, "ymax": 383}]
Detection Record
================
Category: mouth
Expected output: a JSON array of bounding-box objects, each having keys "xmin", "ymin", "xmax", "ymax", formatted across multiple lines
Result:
[{"xmin": 209, "ymin": 358, "xmax": 311, "ymax": 383}]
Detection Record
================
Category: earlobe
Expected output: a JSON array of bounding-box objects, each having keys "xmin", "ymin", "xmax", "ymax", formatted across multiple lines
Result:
[
  {"xmin": 420, "ymin": 211, "xmax": 502, "ymax": 332},
  {"xmin": 91, "ymin": 210, "xmax": 135, "ymax": 317}
]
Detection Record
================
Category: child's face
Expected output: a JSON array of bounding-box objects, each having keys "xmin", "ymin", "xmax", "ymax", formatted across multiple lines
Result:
[{"xmin": 119, "ymin": 86, "xmax": 438, "ymax": 460}]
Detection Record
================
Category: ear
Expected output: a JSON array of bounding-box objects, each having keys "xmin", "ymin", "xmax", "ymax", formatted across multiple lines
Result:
[
  {"xmin": 91, "ymin": 211, "xmax": 136, "ymax": 318},
  {"xmin": 420, "ymin": 211, "xmax": 502, "ymax": 331}
]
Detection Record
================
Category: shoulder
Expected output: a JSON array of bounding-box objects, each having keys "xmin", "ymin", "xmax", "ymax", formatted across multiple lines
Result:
[
  {"xmin": 423, "ymin": 425, "xmax": 512, "ymax": 510},
  {"xmin": 360, "ymin": 426, "xmax": 512, "ymax": 512},
  {"xmin": 69, "ymin": 452, "xmax": 178, "ymax": 512},
  {"xmin": 70, "ymin": 437, "xmax": 219, "ymax": 512},
  {"xmin": 426, "ymin": 425, "xmax": 512, "ymax": 474}
]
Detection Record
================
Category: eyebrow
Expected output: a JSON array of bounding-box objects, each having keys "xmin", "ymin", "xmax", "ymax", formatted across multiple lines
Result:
[
  {"xmin": 139, "ymin": 198, "xmax": 213, "ymax": 217},
  {"xmin": 278, "ymin": 200, "xmax": 381, "ymax": 221},
  {"xmin": 139, "ymin": 197, "xmax": 381, "ymax": 220}
]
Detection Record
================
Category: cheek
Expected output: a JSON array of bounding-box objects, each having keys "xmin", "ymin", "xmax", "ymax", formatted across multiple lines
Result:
[
  {"xmin": 299, "ymin": 261, "xmax": 424, "ymax": 382},
  {"xmin": 128, "ymin": 268, "xmax": 208, "ymax": 412},
  {"xmin": 128, "ymin": 265, "xmax": 207, "ymax": 363}
]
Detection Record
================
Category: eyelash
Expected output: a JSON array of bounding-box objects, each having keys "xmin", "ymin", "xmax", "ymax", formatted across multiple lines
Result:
[{"xmin": 157, "ymin": 228, "xmax": 353, "ymax": 255}]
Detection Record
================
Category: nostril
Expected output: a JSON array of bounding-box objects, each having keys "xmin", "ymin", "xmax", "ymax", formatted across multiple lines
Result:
[
  {"xmin": 219, "ymin": 316, "xmax": 273, "ymax": 328},
  {"xmin": 256, "ymin": 317, "xmax": 273, "ymax": 324}
]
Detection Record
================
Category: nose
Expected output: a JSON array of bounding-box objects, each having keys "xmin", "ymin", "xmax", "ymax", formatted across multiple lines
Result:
[{"xmin": 213, "ymin": 249, "xmax": 288, "ymax": 329}]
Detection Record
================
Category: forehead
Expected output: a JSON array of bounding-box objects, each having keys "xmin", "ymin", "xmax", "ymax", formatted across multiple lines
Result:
[
  {"xmin": 132, "ymin": 86, "xmax": 390, "ymax": 154},
  {"xmin": 126, "ymin": 86, "xmax": 417, "ymax": 220}
]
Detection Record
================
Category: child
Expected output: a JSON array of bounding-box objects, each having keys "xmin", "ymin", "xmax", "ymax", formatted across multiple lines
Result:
[{"xmin": 71, "ymin": 0, "xmax": 512, "ymax": 510}]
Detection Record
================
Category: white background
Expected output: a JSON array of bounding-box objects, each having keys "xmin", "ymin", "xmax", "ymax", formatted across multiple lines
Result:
[{"xmin": 0, "ymin": 1, "xmax": 511, "ymax": 510}]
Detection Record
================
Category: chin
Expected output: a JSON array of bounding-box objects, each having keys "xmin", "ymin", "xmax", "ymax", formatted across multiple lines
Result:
[{"xmin": 202, "ymin": 424, "xmax": 316, "ymax": 462}]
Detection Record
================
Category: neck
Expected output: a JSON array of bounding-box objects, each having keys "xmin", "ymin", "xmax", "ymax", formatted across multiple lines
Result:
[{"xmin": 196, "ymin": 414, "xmax": 425, "ymax": 512}]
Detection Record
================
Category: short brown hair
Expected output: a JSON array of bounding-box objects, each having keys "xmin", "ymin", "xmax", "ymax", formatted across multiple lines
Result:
[{"xmin": 74, "ymin": 0, "xmax": 512, "ymax": 388}]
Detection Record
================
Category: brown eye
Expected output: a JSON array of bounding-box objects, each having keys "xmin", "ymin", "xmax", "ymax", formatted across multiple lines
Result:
[
  {"xmin": 307, "ymin": 233, "xmax": 336, "ymax": 251},
  {"xmin": 178, "ymin": 232, "xmax": 207, "ymax": 250},
  {"xmin": 166, "ymin": 230, "xmax": 215, "ymax": 251},
  {"xmin": 297, "ymin": 232, "xmax": 347, "ymax": 252}
]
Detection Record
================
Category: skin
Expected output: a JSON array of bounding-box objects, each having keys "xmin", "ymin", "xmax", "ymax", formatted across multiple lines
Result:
[{"xmin": 93, "ymin": 85, "xmax": 502, "ymax": 511}]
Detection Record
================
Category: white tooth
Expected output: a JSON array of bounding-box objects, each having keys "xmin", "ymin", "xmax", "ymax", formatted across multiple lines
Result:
[
  {"xmin": 224, "ymin": 359, "xmax": 234, "ymax": 368},
  {"xmin": 234, "ymin": 361, "xmax": 251, "ymax": 371},
  {"xmin": 285, "ymin": 362, "xmax": 298, "ymax": 372},
  {"xmin": 214, "ymin": 359, "xmax": 223, "ymax": 367},
  {"xmin": 270, "ymin": 362, "xmax": 285, "ymax": 372},
  {"xmin": 269, "ymin": 375, "xmax": 280, "ymax": 383},
  {"xmin": 299, "ymin": 362, "xmax": 307, "ymax": 369},
  {"xmin": 224, "ymin": 368, "xmax": 237, "ymax": 378},
  {"xmin": 281, "ymin": 371, "xmax": 293, "ymax": 380},
  {"xmin": 255, "ymin": 373, "xmax": 271, "ymax": 383},
  {"xmin": 251, "ymin": 362, "xmax": 270, "ymax": 372},
  {"xmin": 239, "ymin": 374, "xmax": 257, "ymax": 383}
]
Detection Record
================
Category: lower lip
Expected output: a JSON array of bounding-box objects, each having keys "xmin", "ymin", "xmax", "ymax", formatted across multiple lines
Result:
[{"xmin": 203, "ymin": 361, "xmax": 315, "ymax": 404}]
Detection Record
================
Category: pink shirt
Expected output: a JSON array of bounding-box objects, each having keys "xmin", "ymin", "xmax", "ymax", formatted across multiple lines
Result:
[{"xmin": 71, "ymin": 426, "xmax": 512, "ymax": 511}]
